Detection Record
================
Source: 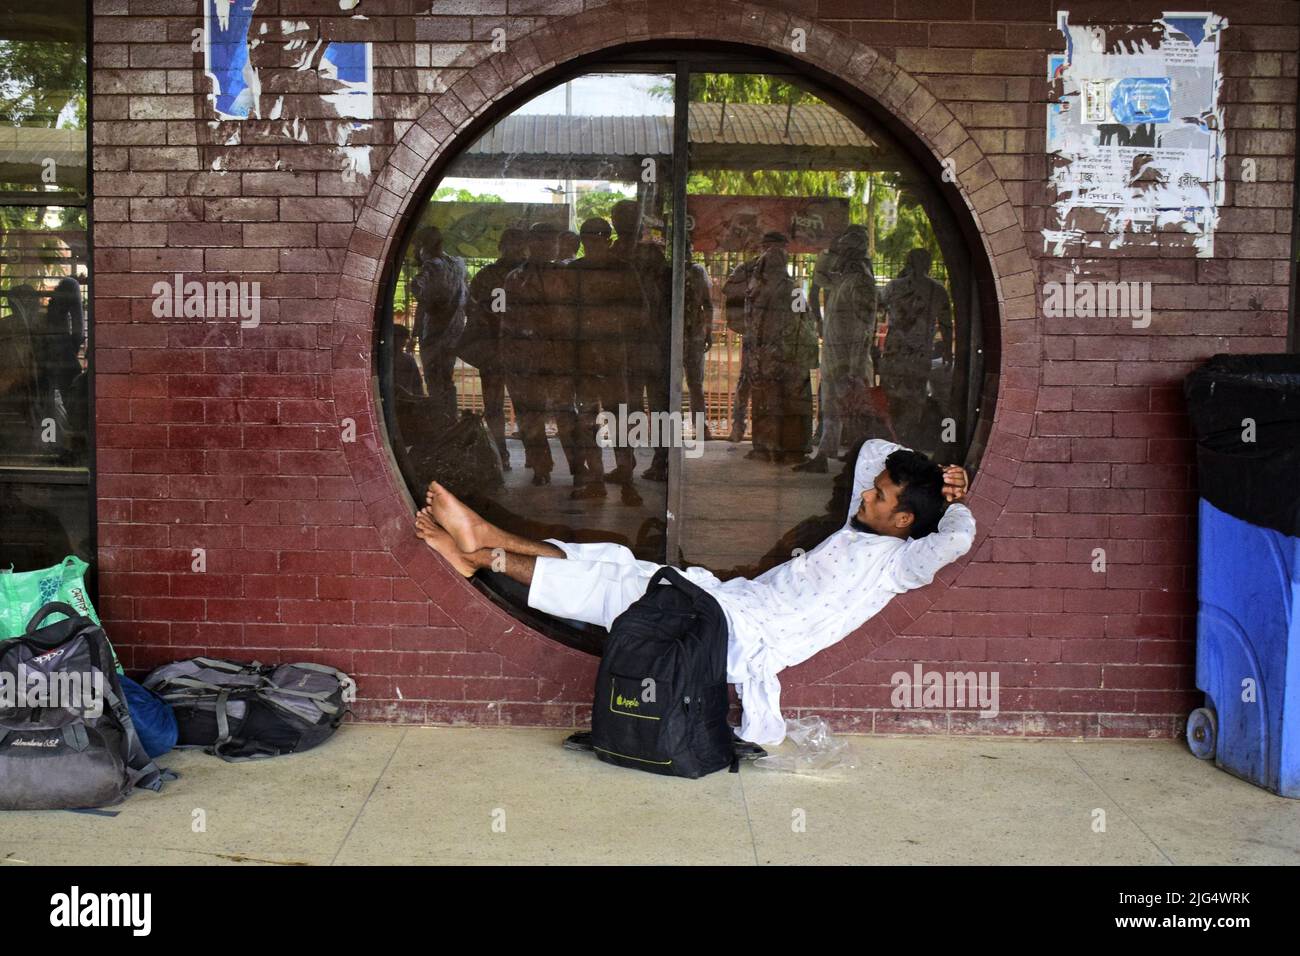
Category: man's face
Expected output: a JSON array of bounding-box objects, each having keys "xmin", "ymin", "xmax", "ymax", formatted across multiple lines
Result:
[
  {"xmin": 420, "ymin": 229, "xmax": 443, "ymax": 259},
  {"xmin": 580, "ymin": 228, "xmax": 612, "ymax": 261},
  {"xmin": 854, "ymin": 467, "xmax": 913, "ymax": 536},
  {"xmin": 611, "ymin": 204, "xmax": 638, "ymax": 239},
  {"xmin": 528, "ymin": 235, "xmax": 558, "ymax": 261},
  {"xmin": 758, "ymin": 241, "xmax": 787, "ymax": 274},
  {"xmin": 500, "ymin": 235, "xmax": 525, "ymax": 260}
]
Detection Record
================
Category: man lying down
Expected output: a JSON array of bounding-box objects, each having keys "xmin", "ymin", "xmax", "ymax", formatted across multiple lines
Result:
[{"xmin": 415, "ymin": 439, "xmax": 977, "ymax": 747}]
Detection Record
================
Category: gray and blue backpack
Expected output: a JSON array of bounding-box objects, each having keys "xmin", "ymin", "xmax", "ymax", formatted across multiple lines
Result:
[{"xmin": 0, "ymin": 602, "xmax": 167, "ymax": 810}]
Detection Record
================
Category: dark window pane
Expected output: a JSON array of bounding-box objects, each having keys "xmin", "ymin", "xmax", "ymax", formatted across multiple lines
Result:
[
  {"xmin": 0, "ymin": 3, "xmax": 87, "ymax": 196},
  {"xmin": 0, "ymin": 205, "xmax": 89, "ymax": 467},
  {"xmin": 0, "ymin": 473, "xmax": 91, "ymax": 569}
]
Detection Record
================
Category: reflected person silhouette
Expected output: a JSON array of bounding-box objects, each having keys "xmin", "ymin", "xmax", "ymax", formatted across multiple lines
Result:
[
  {"xmin": 878, "ymin": 248, "xmax": 953, "ymax": 453},
  {"xmin": 567, "ymin": 217, "xmax": 647, "ymax": 505},
  {"xmin": 503, "ymin": 222, "xmax": 584, "ymax": 487},
  {"xmin": 683, "ymin": 236, "xmax": 715, "ymax": 441},
  {"xmin": 463, "ymin": 226, "xmax": 527, "ymax": 469},
  {"xmin": 411, "ymin": 226, "xmax": 468, "ymax": 428},
  {"xmin": 727, "ymin": 232, "xmax": 814, "ymax": 463},
  {"xmin": 795, "ymin": 225, "xmax": 877, "ymax": 473},
  {"xmin": 610, "ymin": 200, "xmax": 671, "ymax": 484}
]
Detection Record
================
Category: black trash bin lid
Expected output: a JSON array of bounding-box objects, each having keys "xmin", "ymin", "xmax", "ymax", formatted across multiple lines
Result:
[{"xmin": 1184, "ymin": 353, "xmax": 1300, "ymax": 537}]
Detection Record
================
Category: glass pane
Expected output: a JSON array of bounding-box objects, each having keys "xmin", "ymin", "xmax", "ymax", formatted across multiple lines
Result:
[
  {"xmin": 0, "ymin": 3, "xmax": 87, "ymax": 196},
  {"xmin": 0, "ymin": 475, "xmax": 91, "ymax": 569},
  {"xmin": 384, "ymin": 73, "xmax": 676, "ymax": 562},
  {"xmin": 681, "ymin": 72, "xmax": 977, "ymax": 578},
  {"xmin": 0, "ymin": 205, "xmax": 90, "ymax": 467}
]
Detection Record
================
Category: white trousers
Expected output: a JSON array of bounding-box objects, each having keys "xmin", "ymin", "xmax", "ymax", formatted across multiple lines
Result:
[{"xmin": 527, "ymin": 540, "xmax": 718, "ymax": 630}]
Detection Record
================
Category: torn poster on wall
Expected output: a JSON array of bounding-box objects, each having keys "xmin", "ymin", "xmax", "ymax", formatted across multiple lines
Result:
[
  {"xmin": 320, "ymin": 42, "xmax": 373, "ymax": 121},
  {"xmin": 205, "ymin": 0, "xmax": 259, "ymax": 119},
  {"xmin": 201, "ymin": 0, "xmax": 374, "ymax": 180},
  {"xmin": 1045, "ymin": 11, "xmax": 1227, "ymax": 257}
]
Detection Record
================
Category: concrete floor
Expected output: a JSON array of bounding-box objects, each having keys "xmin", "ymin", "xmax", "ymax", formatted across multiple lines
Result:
[{"xmin": 2, "ymin": 726, "xmax": 1297, "ymax": 866}]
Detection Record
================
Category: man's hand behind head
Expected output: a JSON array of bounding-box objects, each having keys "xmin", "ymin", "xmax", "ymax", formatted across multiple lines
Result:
[{"xmin": 941, "ymin": 465, "xmax": 969, "ymax": 503}]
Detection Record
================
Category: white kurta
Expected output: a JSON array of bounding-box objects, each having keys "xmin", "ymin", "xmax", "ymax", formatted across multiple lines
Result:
[{"xmin": 528, "ymin": 440, "xmax": 977, "ymax": 745}]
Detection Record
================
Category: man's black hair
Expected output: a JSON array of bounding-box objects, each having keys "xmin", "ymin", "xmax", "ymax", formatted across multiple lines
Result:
[{"xmin": 885, "ymin": 449, "xmax": 947, "ymax": 538}]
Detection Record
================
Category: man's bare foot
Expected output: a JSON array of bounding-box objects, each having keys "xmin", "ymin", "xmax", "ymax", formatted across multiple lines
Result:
[
  {"xmin": 424, "ymin": 480, "xmax": 487, "ymax": 553},
  {"xmin": 415, "ymin": 509, "xmax": 477, "ymax": 578}
]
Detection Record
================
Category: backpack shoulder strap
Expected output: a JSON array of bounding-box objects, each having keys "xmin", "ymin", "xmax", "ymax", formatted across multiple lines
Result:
[{"xmin": 103, "ymin": 680, "xmax": 167, "ymax": 794}]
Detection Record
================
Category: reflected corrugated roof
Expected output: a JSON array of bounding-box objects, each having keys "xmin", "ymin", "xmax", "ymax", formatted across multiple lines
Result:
[{"xmin": 466, "ymin": 103, "xmax": 874, "ymax": 158}]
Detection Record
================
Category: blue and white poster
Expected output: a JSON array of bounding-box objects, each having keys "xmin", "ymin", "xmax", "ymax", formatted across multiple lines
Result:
[{"xmin": 1044, "ymin": 10, "xmax": 1228, "ymax": 257}]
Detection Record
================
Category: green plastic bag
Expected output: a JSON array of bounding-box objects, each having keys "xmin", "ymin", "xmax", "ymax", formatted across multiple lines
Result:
[{"xmin": 0, "ymin": 555, "xmax": 122, "ymax": 672}]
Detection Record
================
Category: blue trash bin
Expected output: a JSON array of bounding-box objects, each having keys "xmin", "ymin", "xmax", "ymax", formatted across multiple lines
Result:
[
  {"xmin": 1191, "ymin": 500, "xmax": 1300, "ymax": 797},
  {"xmin": 1185, "ymin": 355, "xmax": 1300, "ymax": 798}
]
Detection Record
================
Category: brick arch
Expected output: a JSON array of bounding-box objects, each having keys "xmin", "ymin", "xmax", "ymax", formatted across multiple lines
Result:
[{"xmin": 329, "ymin": 0, "xmax": 1038, "ymax": 690}]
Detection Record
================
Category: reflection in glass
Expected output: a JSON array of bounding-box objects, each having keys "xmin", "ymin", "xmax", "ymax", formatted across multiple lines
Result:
[
  {"xmin": 0, "ymin": 6, "xmax": 91, "ymax": 575},
  {"xmin": 0, "ymin": 206, "xmax": 89, "ymax": 467},
  {"xmin": 385, "ymin": 74, "xmax": 675, "ymax": 563},
  {"xmin": 681, "ymin": 72, "xmax": 973, "ymax": 578},
  {"xmin": 0, "ymin": 5, "xmax": 87, "ymax": 195},
  {"xmin": 381, "ymin": 64, "xmax": 986, "ymax": 629},
  {"xmin": 877, "ymin": 247, "xmax": 954, "ymax": 450}
]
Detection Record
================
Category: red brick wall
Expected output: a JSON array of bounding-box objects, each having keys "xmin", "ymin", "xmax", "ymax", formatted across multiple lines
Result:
[{"xmin": 90, "ymin": 0, "xmax": 1298, "ymax": 737}]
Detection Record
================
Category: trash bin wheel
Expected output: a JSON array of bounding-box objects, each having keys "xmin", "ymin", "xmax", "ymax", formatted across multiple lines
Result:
[{"xmin": 1186, "ymin": 707, "xmax": 1217, "ymax": 760}]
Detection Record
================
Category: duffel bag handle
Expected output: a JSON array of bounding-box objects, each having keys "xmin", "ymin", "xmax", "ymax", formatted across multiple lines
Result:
[
  {"xmin": 25, "ymin": 602, "xmax": 83, "ymax": 634},
  {"xmin": 289, "ymin": 662, "xmax": 349, "ymax": 680},
  {"xmin": 193, "ymin": 656, "xmax": 263, "ymax": 673}
]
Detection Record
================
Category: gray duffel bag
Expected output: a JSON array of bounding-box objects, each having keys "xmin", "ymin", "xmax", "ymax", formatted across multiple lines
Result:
[{"xmin": 142, "ymin": 658, "xmax": 351, "ymax": 761}]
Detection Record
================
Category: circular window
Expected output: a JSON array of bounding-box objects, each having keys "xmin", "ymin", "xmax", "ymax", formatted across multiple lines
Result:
[{"xmin": 378, "ymin": 55, "xmax": 991, "ymax": 650}]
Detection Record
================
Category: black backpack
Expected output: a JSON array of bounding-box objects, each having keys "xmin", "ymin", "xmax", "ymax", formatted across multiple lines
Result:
[
  {"xmin": 591, "ymin": 567, "xmax": 736, "ymax": 778},
  {"xmin": 0, "ymin": 602, "xmax": 167, "ymax": 810},
  {"xmin": 142, "ymin": 658, "xmax": 351, "ymax": 761}
]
